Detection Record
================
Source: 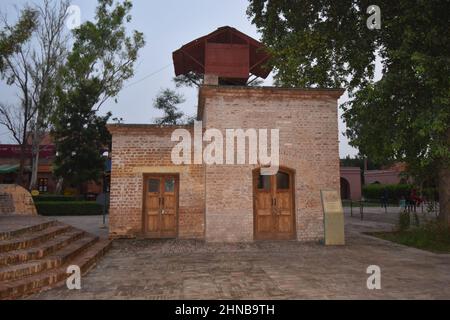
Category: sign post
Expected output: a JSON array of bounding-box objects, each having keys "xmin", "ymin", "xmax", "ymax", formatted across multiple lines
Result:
[{"xmin": 321, "ymin": 190, "xmax": 345, "ymax": 246}]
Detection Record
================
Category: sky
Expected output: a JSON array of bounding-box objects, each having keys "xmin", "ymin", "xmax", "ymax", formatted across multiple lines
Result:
[{"xmin": 0, "ymin": 0, "xmax": 360, "ymax": 157}]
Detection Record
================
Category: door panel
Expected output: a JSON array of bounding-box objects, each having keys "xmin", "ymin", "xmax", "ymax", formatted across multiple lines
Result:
[
  {"xmin": 274, "ymin": 172, "xmax": 294, "ymax": 237},
  {"xmin": 161, "ymin": 177, "xmax": 177, "ymax": 237},
  {"xmin": 144, "ymin": 175, "xmax": 178, "ymax": 238},
  {"xmin": 254, "ymin": 174, "xmax": 274, "ymax": 237},
  {"xmin": 254, "ymin": 170, "xmax": 295, "ymax": 240},
  {"xmin": 256, "ymin": 192, "xmax": 273, "ymax": 233},
  {"xmin": 146, "ymin": 178, "xmax": 161, "ymax": 235}
]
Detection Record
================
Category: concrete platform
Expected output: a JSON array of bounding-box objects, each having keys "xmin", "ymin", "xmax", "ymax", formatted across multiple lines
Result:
[{"xmin": 27, "ymin": 211, "xmax": 450, "ymax": 300}]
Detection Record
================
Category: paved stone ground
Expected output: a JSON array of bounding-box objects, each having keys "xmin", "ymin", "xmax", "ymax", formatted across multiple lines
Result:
[
  {"xmin": 50, "ymin": 216, "xmax": 109, "ymax": 239},
  {"xmin": 28, "ymin": 209, "xmax": 450, "ymax": 300}
]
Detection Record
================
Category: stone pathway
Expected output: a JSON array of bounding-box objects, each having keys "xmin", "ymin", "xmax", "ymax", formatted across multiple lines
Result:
[
  {"xmin": 28, "ymin": 211, "xmax": 450, "ymax": 300},
  {"xmin": 50, "ymin": 216, "xmax": 109, "ymax": 239}
]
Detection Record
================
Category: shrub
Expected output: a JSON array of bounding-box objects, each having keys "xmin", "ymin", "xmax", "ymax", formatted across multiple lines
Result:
[
  {"xmin": 35, "ymin": 201, "xmax": 104, "ymax": 216},
  {"xmin": 362, "ymin": 184, "xmax": 413, "ymax": 202},
  {"xmin": 33, "ymin": 195, "xmax": 78, "ymax": 202}
]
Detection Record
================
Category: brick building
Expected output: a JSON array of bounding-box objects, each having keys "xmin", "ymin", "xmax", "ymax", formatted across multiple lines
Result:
[
  {"xmin": 108, "ymin": 27, "xmax": 344, "ymax": 242},
  {"xmin": 0, "ymin": 143, "xmax": 56, "ymax": 192},
  {"xmin": 0, "ymin": 135, "xmax": 109, "ymax": 197},
  {"xmin": 340, "ymin": 167, "xmax": 362, "ymax": 201}
]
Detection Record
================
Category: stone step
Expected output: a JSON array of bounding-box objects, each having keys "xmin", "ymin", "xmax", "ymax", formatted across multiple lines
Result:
[
  {"xmin": 0, "ymin": 239, "xmax": 112, "ymax": 300},
  {"xmin": 0, "ymin": 229, "xmax": 86, "ymax": 266},
  {"xmin": 0, "ymin": 231, "xmax": 89, "ymax": 280},
  {"xmin": 0, "ymin": 224, "xmax": 72, "ymax": 253},
  {"xmin": 0, "ymin": 221, "xmax": 57, "ymax": 241}
]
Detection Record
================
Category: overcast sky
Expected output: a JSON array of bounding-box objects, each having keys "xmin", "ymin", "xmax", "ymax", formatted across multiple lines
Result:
[{"xmin": 0, "ymin": 0, "xmax": 360, "ymax": 157}]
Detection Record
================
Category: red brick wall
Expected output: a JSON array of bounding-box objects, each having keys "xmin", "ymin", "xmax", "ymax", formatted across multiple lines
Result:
[
  {"xmin": 108, "ymin": 126, "xmax": 205, "ymax": 239},
  {"xmin": 200, "ymin": 86, "xmax": 342, "ymax": 242},
  {"xmin": 108, "ymin": 87, "xmax": 342, "ymax": 243}
]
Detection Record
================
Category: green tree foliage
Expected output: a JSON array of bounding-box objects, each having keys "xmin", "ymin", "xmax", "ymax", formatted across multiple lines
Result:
[
  {"xmin": 52, "ymin": 0, "xmax": 145, "ymax": 188},
  {"xmin": 0, "ymin": 8, "xmax": 38, "ymax": 72},
  {"xmin": 248, "ymin": 0, "xmax": 380, "ymax": 89},
  {"xmin": 248, "ymin": 1, "xmax": 450, "ymax": 224},
  {"xmin": 0, "ymin": 2, "xmax": 64, "ymax": 188},
  {"xmin": 153, "ymin": 89, "xmax": 186, "ymax": 125},
  {"xmin": 174, "ymin": 71, "xmax": 203, "ymax": 88}
]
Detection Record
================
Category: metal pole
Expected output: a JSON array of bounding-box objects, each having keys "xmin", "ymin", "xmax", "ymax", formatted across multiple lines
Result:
[
  {"xmin": 360, "ymin": 201, "xmax": 364, "ymax": 221},
  {"xmin": 350, "ymin": 201, "xmax": 353, "ymax": 217},
  {"xmin": 102, "ymin": 173, "xmax": 107, "ymax": 227}
]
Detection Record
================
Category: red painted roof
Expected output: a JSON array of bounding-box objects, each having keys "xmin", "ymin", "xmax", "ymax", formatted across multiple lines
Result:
[
  {"xmin": 0, "ymin": 145, "xmax": 55, "ymax": 159},
  {"xmin": 172, "ymin": 26, "xmax": 272, "ymax": 83}
]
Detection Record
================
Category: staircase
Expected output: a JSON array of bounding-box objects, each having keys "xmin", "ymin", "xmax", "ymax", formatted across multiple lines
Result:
[{"xmin": 0, "ymin": 219, "xmax": 111, "ymax": 299}]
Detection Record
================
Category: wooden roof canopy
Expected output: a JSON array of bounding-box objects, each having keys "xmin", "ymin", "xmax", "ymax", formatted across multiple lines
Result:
[{"xmin": 172, "ymin": 26, "xmax": 272, "ymax": 85}]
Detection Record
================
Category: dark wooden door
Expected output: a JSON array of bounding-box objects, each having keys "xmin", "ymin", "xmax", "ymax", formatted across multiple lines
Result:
[
  {"xmin": 254, "ymin": 170, "xmax": 295, "ymax": 240},
  {"xmin": 144, "ymin": 175, "xmax": 178, "ymax": 238}
]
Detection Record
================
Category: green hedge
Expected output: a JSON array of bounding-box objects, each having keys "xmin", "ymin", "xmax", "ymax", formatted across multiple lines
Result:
[
  {"xmin": 36, "ymin": 201, "xmax": 103, "ymax": 216},
  {"xmin": 362, "ymin": 184, "xmax": 413, "ymax": 202},
  {"xmin": 33, "ymin": 195, "xmax": 78, "ymax": 202}
]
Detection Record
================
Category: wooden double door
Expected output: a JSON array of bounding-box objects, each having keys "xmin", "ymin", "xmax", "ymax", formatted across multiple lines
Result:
[
  {"xmin": 253, "ymin": 169, "xmax": 296, "ymax": 240},
  {"xmin": 143, "ymin": 175, "xmax": 178, "ymax": 238}
]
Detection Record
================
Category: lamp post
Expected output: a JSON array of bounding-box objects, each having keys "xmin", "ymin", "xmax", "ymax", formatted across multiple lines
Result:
[{"xmin": 100, "ymin": 151, "xmax": 110, "ymax": 229}]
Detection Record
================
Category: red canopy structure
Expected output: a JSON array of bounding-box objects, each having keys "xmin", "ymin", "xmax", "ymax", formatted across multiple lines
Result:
[{"xmin": 173, "ymin": 26, "xmax": 272, "ymax": 85}]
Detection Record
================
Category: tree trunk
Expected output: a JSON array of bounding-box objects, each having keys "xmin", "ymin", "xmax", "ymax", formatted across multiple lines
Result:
[
  {"xmin": 17, "ymin": 143, "xmax": 27, "ymax": 187},
  {"xmin": 438, "ymin": 128, "xmax": 450, "ymax": 227},
  {"xmin": 29, "ymin": 145, "xmax": 39, "ymax": 190},
  {"xmin": 55, "ymin": 177, "xmax": 64, "ymax": 194},
  {"xmin": 29, "ymin": 128, "xmax": 41, "ymax": 190}
]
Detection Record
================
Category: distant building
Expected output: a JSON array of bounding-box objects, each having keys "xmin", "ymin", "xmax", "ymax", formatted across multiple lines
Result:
[
  {"xmin": 364, "ymin": 163, "xmax": 408, "ymax": 185},
  {"xmin": 0, "ymin": 135, "xmax": 110, "ymax": 197},
  {"xmin": 340, "ymin": 167, "xmax": 362, "ymax": 200},
  {"xmin": 339, "ymin": 162, "xmax": 409, "ymax": 201},
  {"xmin": 0, "ymin": 144, "xmax": 56, "ymax": 192}
]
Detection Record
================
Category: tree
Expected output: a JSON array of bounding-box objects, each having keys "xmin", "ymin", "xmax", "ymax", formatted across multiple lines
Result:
[
  {"xmin": 28, "ymin": 1, "xmax": 70, "ymax": 190},
  {"xmin": 153, "ymin": 89, "xmax": 185, "ymax": 125},
  {"xmin": 52, "ymin": 0, "xmax": 145, "ymax": 191},
  {"xmin": 0, "ymin": 1, "xmax": 67, "ymax": 188},
  {"xmin": 0, "ymin": 7, "xmax": 37, "ymax": 72},
  {"xmin": 248, "ymin": 1, "xmax": 450, "ymax": 226},
  {"xmin": 174, "ymin": 71, "xmax": 203, "ymax": 88}
]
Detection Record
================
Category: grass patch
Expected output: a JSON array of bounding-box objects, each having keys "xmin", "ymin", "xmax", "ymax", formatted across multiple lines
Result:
[{"xmin": 369, "ymin": 223, "xmax": 450, "ymax": 254}]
